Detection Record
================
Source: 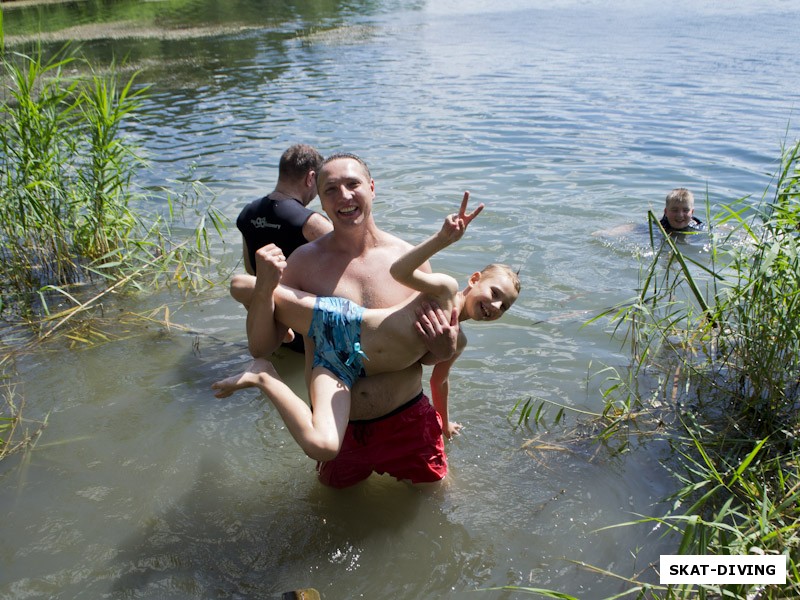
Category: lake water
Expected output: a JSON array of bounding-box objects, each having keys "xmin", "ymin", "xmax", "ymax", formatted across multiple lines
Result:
[{"xmin": 2, "ymin": 1, "xmax": 799, "ymax": 598}]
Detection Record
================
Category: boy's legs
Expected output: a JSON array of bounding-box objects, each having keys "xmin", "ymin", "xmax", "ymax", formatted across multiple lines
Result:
[{"xmin": 230, "ymin": 273, "xmax": 297, "ymax": 345}]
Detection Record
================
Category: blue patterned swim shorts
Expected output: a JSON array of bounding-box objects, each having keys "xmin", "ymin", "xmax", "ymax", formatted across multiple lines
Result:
[{"xmin": 308, "ymin": 296, "xmax": 369, "ymax": 388}]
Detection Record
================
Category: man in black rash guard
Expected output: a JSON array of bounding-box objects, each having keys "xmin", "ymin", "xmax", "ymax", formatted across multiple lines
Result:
[{"xmin": 231, "ymin": 144, "xmax": 332, "ymax": 350}]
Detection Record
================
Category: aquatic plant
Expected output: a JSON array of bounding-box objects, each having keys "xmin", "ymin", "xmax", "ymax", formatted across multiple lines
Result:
[
  {"xmin": 0, "ymin": 27, "xmax": 225, "ymax": 459},
  {"xmin": 0, "ymin": 34, "xmax": 224, "ymax": 319},
  {"xmin": 507, "ymin": 139, "xmax": 800, "ymax": 599}
]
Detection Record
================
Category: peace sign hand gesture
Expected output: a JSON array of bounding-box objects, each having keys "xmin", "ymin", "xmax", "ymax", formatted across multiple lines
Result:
[{"xmin": 439, "ymin": 191, "xmax": 485, "ymax": 244}]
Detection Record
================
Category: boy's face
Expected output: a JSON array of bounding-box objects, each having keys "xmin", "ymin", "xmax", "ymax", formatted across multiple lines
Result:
[
  {"xmin": 464, "ymin": 271, "xmax": 519, "ymax": 322},
  {"xmin": 664, "ymin": 201, "xmax": 694, "ymax": 230}
]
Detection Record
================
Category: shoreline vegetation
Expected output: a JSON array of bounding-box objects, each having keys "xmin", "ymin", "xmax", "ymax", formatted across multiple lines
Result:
[
  {"xmin": 0, "ymin": 21, "xmax": 225, "ymax": 459},
  {"xmin": 510, "ymin": 139, "xmax": 800, "ymax": 599}
]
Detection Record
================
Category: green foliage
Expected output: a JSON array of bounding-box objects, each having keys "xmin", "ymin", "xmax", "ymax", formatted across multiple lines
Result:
[
  {"xmin": 711, "ymin": 142, "xmax": 800, "ymax": 438},
  {"xmin": 588, "ymin": 139, "xmax": 800, "ymax": 599},
  {"xmin": 0, "ymin": 41, "xmax": 224, "ymax": 323},
  {"xmin": 0, "ymin": 26, "xmax": 226, "ymax": 460}
]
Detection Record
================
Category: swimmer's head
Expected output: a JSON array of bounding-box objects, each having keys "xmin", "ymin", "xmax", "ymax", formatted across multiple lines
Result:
[
  {"xmin": 664, "ymin": 188, "xmax": 695, "ymax": 231},
  {"xmin": 462, "ymin": 264, "xmax": 520, "ymax": 322},
  {"xmin": 278, "ymin": 144, "xmax": 324, "ymax": 204}
]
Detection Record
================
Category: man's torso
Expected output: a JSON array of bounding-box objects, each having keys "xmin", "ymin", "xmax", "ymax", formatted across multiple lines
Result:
[
  {"xmin": 285, "ymin": 231, "xmax": 426, "ymax": 420},
  {"xmin": 236, "ymin": 194, "xmax": 314, "ymax": 269}
]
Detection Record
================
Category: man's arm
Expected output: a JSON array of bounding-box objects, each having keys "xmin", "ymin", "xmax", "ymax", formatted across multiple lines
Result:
[
  {"xmin": 246, "ymin": 245, "xmax": 290, "ymax": 357},
  {"xmin": 416, "ymin": 302, "xmax": 460, "ymax": 364},
  {"xmin": 301, "ymin": 213, "xmax": 333, "ymax": 242}
]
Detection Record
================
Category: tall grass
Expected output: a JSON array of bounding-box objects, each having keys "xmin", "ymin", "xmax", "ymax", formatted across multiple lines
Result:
[
  {"xmin": 0, "ymin": 32, "xmax": 226, "ymax": 458},
  {"xmin": 506, "ymin": 140, "xmax": 800, "ymax": 599},
  {"xmin": 711, "ymin": 141, "xmax": 800, "ymax": 440},
  {"xmin": 0, "ymin": 39, "xmax": 224, "ymax": 317}
]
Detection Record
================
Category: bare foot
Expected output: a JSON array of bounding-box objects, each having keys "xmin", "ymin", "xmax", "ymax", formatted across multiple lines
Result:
[{"xmin": 211, "ymin": 358, "xmax": 278, "ymax": 398}]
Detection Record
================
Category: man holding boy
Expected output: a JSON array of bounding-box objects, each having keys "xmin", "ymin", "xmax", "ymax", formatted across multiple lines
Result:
[{"xmin": 245, "ymin": 153, "xmax": 460, "ymax": 488}]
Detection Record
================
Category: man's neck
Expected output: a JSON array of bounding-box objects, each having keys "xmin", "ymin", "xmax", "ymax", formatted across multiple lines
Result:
[
  {"xmin": 329, "ymin": 220, "xmax": 383, "ymax": 256},
  {"xmin": 271, "ymin": 184, "xmax": 303, "ymax": 204}
]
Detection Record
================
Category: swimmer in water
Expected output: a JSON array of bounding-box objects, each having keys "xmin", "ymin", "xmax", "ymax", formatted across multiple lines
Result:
[
  {"xmin": 659, "ymin": 187, "xmax": 704, "ymax": 234},
  {"xmin": 593, "ymin": 187, "xmax": 706, "ymax": 241}
]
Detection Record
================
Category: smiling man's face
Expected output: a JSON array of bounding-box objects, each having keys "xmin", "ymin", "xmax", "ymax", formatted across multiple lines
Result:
[{"xmin": 317, "ymin": 157, "xmax": 375, "ymax": 228}]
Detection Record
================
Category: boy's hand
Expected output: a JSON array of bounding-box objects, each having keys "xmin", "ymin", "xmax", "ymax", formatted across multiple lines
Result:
[
  {"xmin": 444, "ymin": 421, "xmax": 463, "ymax": 439},
  {"xmin": 439, "ymin": 191, "xmax": 484, "ymax": 244}
]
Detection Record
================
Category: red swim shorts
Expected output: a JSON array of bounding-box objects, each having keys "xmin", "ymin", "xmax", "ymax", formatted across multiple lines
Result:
[{"xmin": 316, "ymin": 391, "xmax": 447, "ymax": 488}]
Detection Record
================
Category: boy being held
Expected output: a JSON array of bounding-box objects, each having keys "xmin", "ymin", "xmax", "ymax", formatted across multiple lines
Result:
[{"xmin": 212, "ymin": 192, "xmax": 520, "ymax": 459}]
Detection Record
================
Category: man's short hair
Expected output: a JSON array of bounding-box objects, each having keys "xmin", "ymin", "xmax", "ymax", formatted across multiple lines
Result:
[
  {"xmin": 279, "ymin": 144, "xmax": 323, "ymax": 182},
  {"xmin": 321, "ymin": 152, "xmax": 372, "ymax": 180}
]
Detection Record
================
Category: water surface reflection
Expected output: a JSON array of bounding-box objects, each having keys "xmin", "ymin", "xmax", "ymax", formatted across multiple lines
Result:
[{"xmin": 1, "ymin": 0, "xmax": 799, "ymax": 598}]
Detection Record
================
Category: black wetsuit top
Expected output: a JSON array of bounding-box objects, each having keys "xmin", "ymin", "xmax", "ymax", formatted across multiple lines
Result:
[
  {"xmin": 236, "ymin": 193, "xmax": 315, "ymax": 271},
  {"xmin": 236, "ymin": 193, "xmax": 315, "ymax": 353},
  {"xmin": 659, "ymin": 214, "xmax": 704, "ymax": 234}
]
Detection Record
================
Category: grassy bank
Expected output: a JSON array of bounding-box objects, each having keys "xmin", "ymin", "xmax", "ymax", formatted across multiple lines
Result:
[{"xmin": 0, "ymin": 25, "xmax": 225, "ymax": 458}]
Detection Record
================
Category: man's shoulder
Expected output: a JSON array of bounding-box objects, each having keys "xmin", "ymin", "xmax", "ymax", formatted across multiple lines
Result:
[
  {"xmin": 374, "ymin": 229, "xmax": 415, "ymax": 252},
  {"xmin": 284, "ymin": 233, "xmax": 332, "ymax": 266},
  {"xmin": 236, "ymin": 195, "xmax": 270, "ymax": 223}
]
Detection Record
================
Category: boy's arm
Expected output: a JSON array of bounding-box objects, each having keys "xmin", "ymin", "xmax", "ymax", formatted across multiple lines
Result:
[
  {"xmin": 429, "ymin": 331, "xmax": 467, "ymax": 439},
  {"xmin": 429, "ymin": 351, "xmax": 463, "ymax": 439},
  {"xmin": 389, "ymin": 191, "xmax": 484, "ymax": 297}
]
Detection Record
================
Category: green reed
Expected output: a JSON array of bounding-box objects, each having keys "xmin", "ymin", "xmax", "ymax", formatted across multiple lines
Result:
[
  {"xmin": 0, "ymin": 30, "xmax": 225, "ymax": 459},
  {"xmin": 0, "ymin": 35, "xmax": 224, "ymax": 316},
  {"xmin": 589, "ymin": 140, "xmax": 800, "ymax": 599}
]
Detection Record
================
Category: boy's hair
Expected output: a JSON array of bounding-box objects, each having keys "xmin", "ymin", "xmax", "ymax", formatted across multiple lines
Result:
[
  {"xmin": 279, "ymin": 144, "xmax": 323, "ymax": 182},
  {"xmin": 480, "ymin": 263, "xmax": 521, "ymax": 294},
  {"xmin": 665, "ymin": 187, "xmax": 694, "ymax": 207}
]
